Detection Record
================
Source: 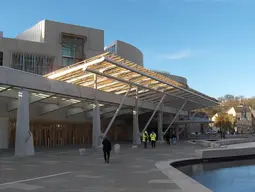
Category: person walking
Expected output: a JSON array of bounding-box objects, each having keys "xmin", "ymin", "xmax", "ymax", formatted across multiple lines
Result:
[
  {"xmin": 102, "ymin": 136, "xmax": 112, "ymax": 163},
  {"xmin": 142, "ymin": 131, "xmax": 149, "ymax": 148},
  {"xmin": 165, "ymin": 132, "xmax": 170, "ymax": 145},
  {"xmin": 150, "ymin": 130, "xmax": 157, "ymax": 148}
]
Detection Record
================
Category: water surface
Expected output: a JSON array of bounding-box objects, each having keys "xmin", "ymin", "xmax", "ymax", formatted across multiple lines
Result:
[{"xmin": 178, "ymin": 159, "xmax": 255, "ymax": 192}]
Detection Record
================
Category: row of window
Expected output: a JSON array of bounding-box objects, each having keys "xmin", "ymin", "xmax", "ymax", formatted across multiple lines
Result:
[{"xmin": 12, "ymin": 53, "xmax": 54, "ymax": 75}]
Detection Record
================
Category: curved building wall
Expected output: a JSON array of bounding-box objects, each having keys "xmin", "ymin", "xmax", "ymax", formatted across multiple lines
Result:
[
  {"xmin": 154, "ymin": 70, "xmax": 188, "ymax": 85},
  {"xmin": 105, "ymin": 40, "xmax": 144, "ymax": 66}
]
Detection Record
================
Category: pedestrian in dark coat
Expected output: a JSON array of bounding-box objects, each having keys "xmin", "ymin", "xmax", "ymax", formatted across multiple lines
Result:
[{"xmin": 102, "ymin": 137, "xmax": 112, "ymax": 163}]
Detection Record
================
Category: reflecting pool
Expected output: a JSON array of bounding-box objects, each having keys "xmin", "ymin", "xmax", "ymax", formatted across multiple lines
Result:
[{"xmin": 177, "ymin": 159, "xmax": 255, "ymax": 192}]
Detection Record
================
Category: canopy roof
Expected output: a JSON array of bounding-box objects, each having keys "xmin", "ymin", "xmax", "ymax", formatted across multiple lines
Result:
[{"xmin": 44, "ymin": 52, "xmax": 219, "ymax": 110}]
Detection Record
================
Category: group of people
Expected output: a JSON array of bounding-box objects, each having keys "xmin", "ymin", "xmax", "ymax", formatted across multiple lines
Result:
[
  {"xmin": 101, "ymin": 130, "xmax": 177, "ymax": 164},
  {"xmin": 142, "ymin": 130, "xmax": 157, "ymax": 148}
]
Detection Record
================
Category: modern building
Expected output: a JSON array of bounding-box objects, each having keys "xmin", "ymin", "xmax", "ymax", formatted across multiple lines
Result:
[
  {"xmin": 0, "ymin": 20, "xmax": 219, "ymax": 156},
  {"xmin": 104, "ymin": 40, "xmax": 143, "ymax": 66},
  {"xmin": 0, "ymin": 20, "xmax": 104, "ymax": 75}
]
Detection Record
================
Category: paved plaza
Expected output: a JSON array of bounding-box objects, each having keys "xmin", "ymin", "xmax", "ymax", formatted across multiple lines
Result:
[{"xmin": 0, "ymin": 142, "xmax": 204, "ymax": 192}]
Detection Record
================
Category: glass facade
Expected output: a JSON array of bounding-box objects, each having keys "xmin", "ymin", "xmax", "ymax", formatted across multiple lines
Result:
[
  {"xmin": 61, "ymin": 33, "xmax": 86, "ymax": 67},
  {"xmin": 11, "ymin": 52, "xmax": 54, "ymax": 75},
  {"xmin": 106, "ymin": 44, "xmax": 117, "ymax": 54}
]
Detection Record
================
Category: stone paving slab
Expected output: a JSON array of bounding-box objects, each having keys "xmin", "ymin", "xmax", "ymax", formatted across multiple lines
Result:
[{"xmin": 0, "ymin": 141, "xmax": 204, "ymax": 192}]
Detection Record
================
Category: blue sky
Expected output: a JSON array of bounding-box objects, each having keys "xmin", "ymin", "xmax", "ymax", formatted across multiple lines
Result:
[{"xmin": 0, "ymin": 0, "xmax": 254, "ymax": 98}]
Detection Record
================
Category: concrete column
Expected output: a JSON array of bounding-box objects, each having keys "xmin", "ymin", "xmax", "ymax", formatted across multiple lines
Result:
[
  {"xmin": 92, "ymin": 101, "xmax": 101, "ymax": 148},
  {"xmin": 133, "ymin": 107, "xmax": 140, "ymax": 144},
  {"xmin": 92, "ymin": 74, "xmax": 101, "ymax": 148},
  {"xmin": 175, "ymin": 126, "xmax": 179, "ymax": 140},
  {"xmin": 0, "ymin": 117, "xmax": 9, "ymax": 149},
  {"xmin": 15, "ymin": 89, "xmax": 35, "ymax": 157},
  {"xmin": 157, "ymin": 110, "xmax": 163, "ymax": 141},
  {"xmin": 133, "ymin": 87, "xmax": 141, "ymax": 145}
]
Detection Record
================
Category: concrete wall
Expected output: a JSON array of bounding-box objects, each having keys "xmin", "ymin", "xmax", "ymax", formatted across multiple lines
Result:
[
  {"xmin": 105, "ymin": 40, "xmax": 143, "ymax": 66},
  {"xmin": 0, "ymin": 117, "xmax": 9, "ymax": 149},
  {"xmin": 0, "ymin": 67, "xmax": 188, "ymax": 118},
  {"xmin": 16, "ymin": 20, "xmax": 45, "ymax": 42},
  {"xmin": 0, "ymin": 20, "xmax": 104, "ymax": 70},
  {"xmin": 0, "ymin": 37, "xmax": 55, "ymax": 68},
  {"xmin": 43, "ymin": 20, "xmax": 104, "ymax": 68},
  {"xmin": 155, "ymin": 71, "xmax": 188, "ymax": 85}
]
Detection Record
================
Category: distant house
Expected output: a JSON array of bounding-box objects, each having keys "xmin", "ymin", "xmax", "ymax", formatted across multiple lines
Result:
[
  {"xmin": 211, "ymin": 106, "xmax": 255, "ymax": 132},
  {"xmin": 211, "ymin": 113, "xmax": 218, "ymax": 123},
  {"xmin": 227, "ymin": 106, "xmax": 253, "ymax": 121},
  {"xmin": 227, "ymin": 106, "xmax": 255, "ymax": 133}
]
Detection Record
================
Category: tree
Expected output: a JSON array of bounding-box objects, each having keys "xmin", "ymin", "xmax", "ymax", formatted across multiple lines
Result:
[
  {"xmin": 224, "ymin": 94, "xmax": 235, "ymax": 101},
  {"xmin": 214, "ymin": 113, "xmax": 234, "ymax": 131}
]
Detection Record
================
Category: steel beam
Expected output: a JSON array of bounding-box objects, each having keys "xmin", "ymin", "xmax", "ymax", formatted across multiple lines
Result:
[
  {"xmin": 0, "ymin": 86, "xmax": 12, "ymax": 93},
  {"xmin": 8, "ymin": 93, "xmax": 54, "ymax": 112},
  {"xmin": 85, "ymin": 68, "xmax": 211, "ymax": 108},
  {"xmin": 105, "ymin": 57, "xmax": 219, "ymax": 105},
  {"xmin": 142, "ymin": 94, "xmax": 166, "ymax": 133},
  {"xmin": 190, "ymin": 111, "xmax": 197, "ymax": 120},
  {"xmin": 103, "ymin": 86, "xmax": 132, "ymax": 137},
  {"xmin": 103, "ymin": 109, "xmax": 133, "ymax": 119},
  {"xmin": 163, "ymin": 101, "xmax": 187, "ymax": 135},
  {"xmin": 84, "ymin": 106, "xmax": 117, "ymax": 118},
  {"xmin": 48, "ymin": 57, "xmax": 105, "ymax": 79},
  {"xmin": 66, "ymin": 105, "xmax": 94, "ymax": 117},
  {"xmin": 41, "ymin": 99, "xmax": 81, "ymax": 115}
]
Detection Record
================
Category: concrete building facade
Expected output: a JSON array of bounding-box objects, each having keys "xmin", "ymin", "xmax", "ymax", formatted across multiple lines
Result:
[
  {"xmin": 0, "ymin": 20, "xmax": 219, "ymax": 155},
  {"xmin": 0, "ymin": 20, "xmax": 104, "ymax": 75},
  {"xmin": 104, "ymin": 40, "xmax": 144, "ymax": 66}
]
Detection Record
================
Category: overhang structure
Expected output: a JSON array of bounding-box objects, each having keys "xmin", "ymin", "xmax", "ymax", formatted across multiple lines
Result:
[{"xmin": 45, "ymin": 52, "xmax": 219, "ymax": 111}]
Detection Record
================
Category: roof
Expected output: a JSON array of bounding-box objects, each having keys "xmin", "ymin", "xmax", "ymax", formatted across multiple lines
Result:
[
  {"xmin": 44, "ymin": 52, "xmax": 219, "ymax": 110},
  {"xmin": 229, "ymin": 106, "xmax": 252, "ymax": 114}
]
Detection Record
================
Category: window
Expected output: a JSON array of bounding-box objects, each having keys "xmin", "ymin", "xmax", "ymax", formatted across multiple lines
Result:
[
  {"xmin": 106, "ymin": 45, "xmax": 116, "ymax": 54},
  {"xmin": 0, "ymin": 51, "xmax": 3, "ymax": 66},
  {"xmin": 11, "ymin": 52, "xmax": 54, "ymax": 75},
  {"xmin": 61, "ymin": 33, "xmax": 86, "ymax": 67},
  {"xmin": 62, "ymin": 45, "xmax": 75, "ymax": 57},
  {"xmin": 63, "ymin": 57, "xmax": 75, "ymax": 67}
]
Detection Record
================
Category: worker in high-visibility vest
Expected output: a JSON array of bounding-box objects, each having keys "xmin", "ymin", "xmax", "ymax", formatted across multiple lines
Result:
[
  {"xmin": 150, "ymin": 131, "xmax": 157, "ymax": 148},
  {"xmin": 142, "ymin": 131, "xmax": 149, "ymax": 148}
]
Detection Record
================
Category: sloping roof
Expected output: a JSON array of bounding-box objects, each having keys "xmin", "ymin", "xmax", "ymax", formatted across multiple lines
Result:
[
  {"xmin": 44, "ymin": 52, "xmax": 219, "ymax": 110},
  {"xmin": 233, "ymin": 106, "xmax": 251, "ymax": 114},
  {"xmin": 251, "ymin": 109, "xmax": 255, "ymax": 117}
]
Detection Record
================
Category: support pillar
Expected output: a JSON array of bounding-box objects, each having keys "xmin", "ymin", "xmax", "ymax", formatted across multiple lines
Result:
[
  {"xmin": 157, "ymin": 109, "xmax": 163, "ymax": 142},
  {"xmin": 133, "ymin": 87, "xmax": 140, "ymax": 144},
  {"xmin": 92, "ymin": 74, "xmax": 102, "ymax": 148},
  {"xmin": 163, "ymin": 101, "xmax": 187, "ymax": 135},
  {"xmin": 92, "ymin": 100, "xmax": 101, "ymax": 148},
  {"xmin": 103, "ymin": 86, "xmax": 131, "ymax": 137},
  {"xmin": 0, "ymin": 117, "xmax": 9, "ymax": 149},
  {"xmin": 142, "ymin": 94, "xmax": 166, "ymax": 133},
  {"xmin": 15, "ymin": 89, "xmax": 35, "ymax": 157}
]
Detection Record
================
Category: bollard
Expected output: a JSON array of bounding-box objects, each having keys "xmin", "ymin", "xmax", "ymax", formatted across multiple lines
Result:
[
  {"xmin": 79, "ymin": 148, "xmax": 86, "ymax": 156},
  {"xmin": 114, "ymin": 144, "xmax": 120, "ymax": 154}
]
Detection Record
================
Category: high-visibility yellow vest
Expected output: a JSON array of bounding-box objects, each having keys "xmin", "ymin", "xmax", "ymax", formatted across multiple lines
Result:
[
  {"xmin": 142, "ymin": 132, "xmax": 148, "ymax": 142},
  {"xmin": 150, "ymin": 133, "xmax": 156, "ymax": 141}
]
